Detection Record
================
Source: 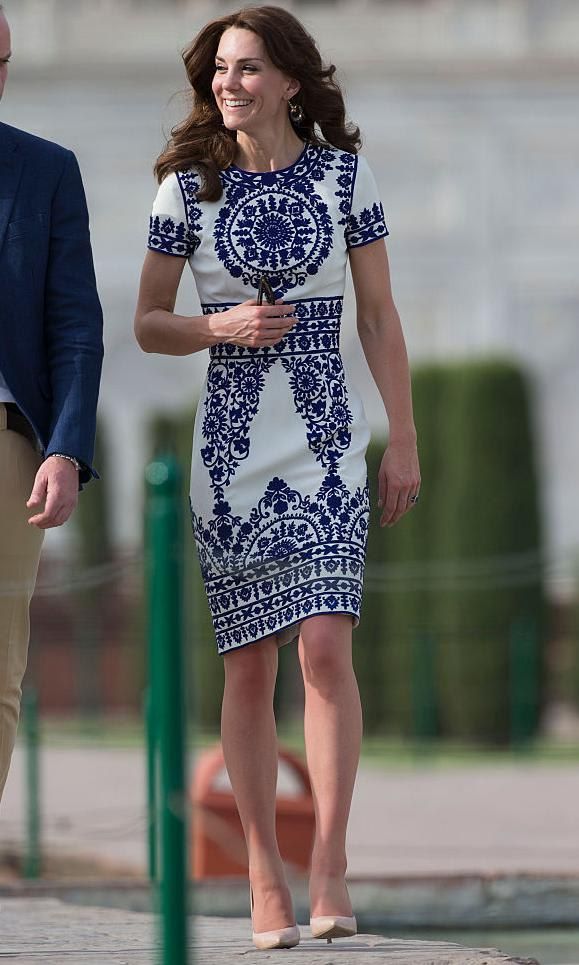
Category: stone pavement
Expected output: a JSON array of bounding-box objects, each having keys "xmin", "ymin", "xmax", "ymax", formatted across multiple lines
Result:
[
  {"xmin": 0, "ymin": 898, "xmax": 540, "ymax": 965},
  {"xmin": 2, "ymin": 746, "xmax": 579, "ymax": 877}
]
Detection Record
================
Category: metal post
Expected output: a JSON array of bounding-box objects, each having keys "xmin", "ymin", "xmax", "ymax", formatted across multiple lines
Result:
[
  {"xmin": 144, "ymin": 687, "xmax": 157, "ymax": 882},
  {"xmin": 22, "ymin": 688, "xmax": 41, "ymax": 879},
  {"xmin": 145, "ymin": 456, "xmax": 189, "ymax": 965}
]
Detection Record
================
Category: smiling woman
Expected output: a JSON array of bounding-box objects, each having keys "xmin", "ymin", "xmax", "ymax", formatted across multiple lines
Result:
[
  {"xmin": 154, "ymin": 5, "xmax": 360, "ymax": 200},
  {"xmin": 134, "ymin": 3, "xmax": 419, "ymax": 954}
]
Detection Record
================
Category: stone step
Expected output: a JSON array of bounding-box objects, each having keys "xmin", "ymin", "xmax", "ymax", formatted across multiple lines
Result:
[{"xmin": 0, "ymin": 898, "xmax": 540, "ymax": 965}]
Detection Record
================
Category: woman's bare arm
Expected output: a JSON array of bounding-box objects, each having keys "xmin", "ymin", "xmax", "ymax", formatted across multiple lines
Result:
[
  {"xmin": 349, "ymin": 238, "xmax": 421, "ymax": 526},
  {"xmin": 134, "ymin": 251, "xmax": 298, "ymax": 355}
]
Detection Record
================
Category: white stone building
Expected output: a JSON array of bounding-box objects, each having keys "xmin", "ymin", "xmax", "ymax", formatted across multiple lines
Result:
[{"xmin": 2, "ymin": 0, "xmax": 578, "ymax": 598}]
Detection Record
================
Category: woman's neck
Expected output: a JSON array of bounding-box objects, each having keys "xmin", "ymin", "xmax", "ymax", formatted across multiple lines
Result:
[{"xmin": 234, "ymin": 126, "xmax": 305, "ymax": 173}]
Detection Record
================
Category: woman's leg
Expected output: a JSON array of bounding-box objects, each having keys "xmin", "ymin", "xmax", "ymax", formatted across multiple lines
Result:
[
  {"xmin": 221, "ymin": 635, "xmax": 295, "ymax": 932},
  {"xmin": 297, "ymin": 614, "xmax": 363, "ymax": 918}
]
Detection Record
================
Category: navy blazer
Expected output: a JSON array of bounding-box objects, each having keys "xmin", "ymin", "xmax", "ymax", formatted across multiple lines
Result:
[{"xmin": 0, "ymin": 121, "xmax": 103, "ymax": 484}]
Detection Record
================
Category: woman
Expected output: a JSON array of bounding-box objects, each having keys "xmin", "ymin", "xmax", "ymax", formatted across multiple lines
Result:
[{"xmin": 135, "ymin": 5, "xmax": 420, "ymax": 950}]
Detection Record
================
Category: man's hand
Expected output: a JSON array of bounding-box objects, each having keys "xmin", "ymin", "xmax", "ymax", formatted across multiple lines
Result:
[{"xmin": 27, "ymin": 456, "xmax": 79, "ymax": 528}]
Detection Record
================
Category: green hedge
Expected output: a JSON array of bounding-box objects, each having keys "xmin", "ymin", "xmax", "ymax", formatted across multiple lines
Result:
[
  {"xmin": 433, "ymin": 359, "xmax": 546, "ymax": 743},
  {"xmin": 356, "ymin": 365, "xmax": 448, "ymax": 736},
  {"xmin": 355, "ymin": 358, "xmax": 546, "ymax": 745}
]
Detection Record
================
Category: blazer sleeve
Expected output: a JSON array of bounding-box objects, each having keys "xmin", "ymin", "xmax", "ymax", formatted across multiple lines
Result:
[{"xmin": 43, "ymin": 150, "xmax": 104, "ymax": 485}]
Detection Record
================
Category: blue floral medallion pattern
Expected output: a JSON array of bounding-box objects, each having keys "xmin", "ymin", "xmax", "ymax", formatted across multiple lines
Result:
[
  {"xmin": 146, "ymin": 143, "xmax": 390, "ymax": 652},
  {"xmin": 214, "ymin": 185, "xmax": 333, "ymax": 292},
  {"xmin": 191, "ymin": 467, "xmax": 370, "ymax": 653}
]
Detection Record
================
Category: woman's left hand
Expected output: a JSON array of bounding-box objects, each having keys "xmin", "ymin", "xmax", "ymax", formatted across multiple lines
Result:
[{"xmin": 377, "ymin": 439, "xmax": 421, "ymax": 528}]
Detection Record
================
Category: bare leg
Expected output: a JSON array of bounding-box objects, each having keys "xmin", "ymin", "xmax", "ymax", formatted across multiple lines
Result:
[
  {"xmin": 298, "ymin": 614, "xmax": 362, "ymax": 918},
  {"xmin": 221, "ymin": 635, "xmax": 296, "ymax": 932}
]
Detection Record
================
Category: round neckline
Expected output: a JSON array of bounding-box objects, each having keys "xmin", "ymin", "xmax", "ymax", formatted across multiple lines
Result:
[{"xmin": 230, "ymin": 141, "xmax": 309, "ymax": 177}]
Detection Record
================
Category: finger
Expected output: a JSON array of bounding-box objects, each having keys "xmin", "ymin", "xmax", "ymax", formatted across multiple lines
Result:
[
  {"xmin": 390, "ymin": 488, "xmax": 412, "ymax": 526},
  {"xmin": 27, "ymin": 470, "xmax": 48, "ymax": 509},
  {"xmin": 377, "ymin": 469, "xmax": 386, "ymax": 510},
  {"xmin": 31, "ymin": 503, "xmax": 72, "ymax": 529},
  {"xmin": 33, "ymin": 488, "xmax": 62, "ymax": 527},
  {"xmin": 381, "ymin": 486, "xmax": 401, "ymax": 527},
  {"xmin": 407, "ymin": 488, "xmax": 420, "ymax": 510},
  {"xmin": 259, "ymin": 304, "xmax": 296, "ymax": 317},
  {"xmin": 261, "ymin": 317, "xmax": 296, "ymax": 330}
]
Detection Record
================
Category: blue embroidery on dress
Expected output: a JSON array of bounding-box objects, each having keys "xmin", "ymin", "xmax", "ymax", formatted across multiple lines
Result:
[
  {"xmin": 201, "ymin": 296, "xmax": 352, "ymax": 488},
  {"xmin": 280, "ymin": 353, "xmax": 352, "ymax": 467},
  {"xmin": 167, "ymin": 145, "xmax": 387, "ymax": 653},
  {"xmin": 147, "ymin": 171, "xmax": 203, "ymax": 257},
  {"xmin": 334, "ymin": 152, "xmax": 357, "ymax": 225},
  {"xmin": 176, "ymin": 169, "xmax": 203, "ymax": 244},
  {"xmin": 213, "ymin": 185, "xmax": 333, "ymax": 292},
  {"xmin": 191, "ymin": 467, "xmax": 370, "ymax": 652},
  {"xmin": 345, "ymin": 201, "xmax": 389, "ymax": 249},
  {"xmin": 204, "ymin": 298, "xmax": 343, "ymax": 359},
  {"xmin": 201, "ymin": 356, "xmax": 276, "ymax": 499},
  {"xmin": 148, "ymin": 215, "xmax": 197, "ymax": 257},
  {"xmin": 205, "ymin": 145, "xmax": 341, "ymax": 292}
]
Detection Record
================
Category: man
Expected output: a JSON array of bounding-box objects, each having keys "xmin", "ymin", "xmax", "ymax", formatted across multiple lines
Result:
[{"xmin": 0, "ymin": 5, "xmax": 103, "ymax": 800}]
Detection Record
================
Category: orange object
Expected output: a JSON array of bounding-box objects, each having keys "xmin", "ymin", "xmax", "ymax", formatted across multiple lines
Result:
[{"xmin": 191, "ymin": 743, "xmax": 315, "ymax": 878}]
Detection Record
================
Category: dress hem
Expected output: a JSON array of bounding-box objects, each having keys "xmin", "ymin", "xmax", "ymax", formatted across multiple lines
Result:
[{"xmin": 216, "ymin": 608, "xmax": 360, "ymax": 656}]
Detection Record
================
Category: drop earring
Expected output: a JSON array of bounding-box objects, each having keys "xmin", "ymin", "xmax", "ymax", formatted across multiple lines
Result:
[{"xmin": 288, "ymin": 99, "xmax": 305, "ymax": 125}]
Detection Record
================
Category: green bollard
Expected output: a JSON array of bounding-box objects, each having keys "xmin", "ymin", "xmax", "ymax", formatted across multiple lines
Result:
[
  {"xmin": 22, "ymin": 688, "xmax": 41, "ymax": 879},
  {"xmin": 145, "ymin": 456, "xmax": 189, "ymax": 965},
  {"xmin": 144, "ymin": 687, "xmax": 157, "ymax": 883}
]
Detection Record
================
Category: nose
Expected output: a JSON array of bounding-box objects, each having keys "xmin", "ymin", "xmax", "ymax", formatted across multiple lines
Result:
[{"xmin": 220, "ymin": 67, "xmax": 242, "ymax": 92}]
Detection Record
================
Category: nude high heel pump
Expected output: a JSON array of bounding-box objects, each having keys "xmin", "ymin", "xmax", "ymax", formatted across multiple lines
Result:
[
  {"xmin": 310, "ymin": 914, "xmax": 357, "ymax": 942},
  {"xmin": 250, "ymin": 885, "xmax": 300, "ymax": 951}
]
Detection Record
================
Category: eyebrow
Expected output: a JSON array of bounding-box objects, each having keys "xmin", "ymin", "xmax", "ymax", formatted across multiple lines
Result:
[{"xmin": 215, "ymin": 55, "xmax": 265, "ymax": 63}]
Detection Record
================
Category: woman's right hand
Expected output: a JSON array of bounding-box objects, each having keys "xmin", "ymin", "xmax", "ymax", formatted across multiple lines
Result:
[{"xmin": 209, "ymin": 298, "xmax": 297, "ymax": 348}]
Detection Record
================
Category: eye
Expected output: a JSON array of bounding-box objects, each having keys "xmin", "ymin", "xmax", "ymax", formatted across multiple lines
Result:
[
  {"xmin": 214, "ymin": 64, "xmax": 226, "ymax": 72},
  {"xmin": 243, "ymin": 65, "xmax": 258, "ymax": 72}
]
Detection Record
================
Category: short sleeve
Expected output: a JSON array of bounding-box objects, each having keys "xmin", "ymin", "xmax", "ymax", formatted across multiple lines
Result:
[
  {"xmin": 345, "ymin": 155, "xmax": 389, "ymax": 250},
  {"xmin": 147, "ymin": 171, "xmax": 199, "ymax": 258}
]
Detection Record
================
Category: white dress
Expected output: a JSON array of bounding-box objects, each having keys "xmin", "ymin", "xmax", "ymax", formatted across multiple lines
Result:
[{"xmin": 148, "ymin": 141, "xmax": 388, "ymax": 654}]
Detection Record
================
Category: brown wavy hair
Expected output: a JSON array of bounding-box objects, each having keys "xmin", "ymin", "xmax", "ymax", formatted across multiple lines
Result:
[{"xmin": 155, "ymin": 5, "xmax": 361, "ymax": 201}]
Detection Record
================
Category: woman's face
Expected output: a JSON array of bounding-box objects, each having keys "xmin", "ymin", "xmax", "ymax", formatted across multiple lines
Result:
[{"xmin": 212, "ymin": 27, "xmax": 298, "ymax": 135}]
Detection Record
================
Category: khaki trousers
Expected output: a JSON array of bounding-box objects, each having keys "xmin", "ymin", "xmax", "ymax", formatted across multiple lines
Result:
[{"xmin": 0, "ymin": 405, "xmax": 44, "ymax": 801}]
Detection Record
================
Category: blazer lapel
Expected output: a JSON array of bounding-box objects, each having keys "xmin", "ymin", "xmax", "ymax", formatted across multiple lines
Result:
[{"xmin": 0, "ymin": 127, "xmax": 23, "ymax": 255}]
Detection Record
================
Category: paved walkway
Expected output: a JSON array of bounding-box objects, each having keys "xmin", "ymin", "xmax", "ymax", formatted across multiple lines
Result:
[
  {"xmin": 2, "ymin": 746, "xmax": 579, "ymax": 877},
  {"xmin": 0, "ymin": 898, "xmax": 540, "ymax": 964}
]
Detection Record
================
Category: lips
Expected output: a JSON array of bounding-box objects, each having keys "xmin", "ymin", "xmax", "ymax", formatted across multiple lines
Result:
[{"xmin": 224, "ymin": 99, "xmax": 252, "ymax": 108}]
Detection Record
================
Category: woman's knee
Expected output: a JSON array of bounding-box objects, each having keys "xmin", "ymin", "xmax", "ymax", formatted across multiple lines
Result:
[
  {"xmin": 298, "ymin": 615, "xmax": 353, "ymax": 684},
  {"xmin": 223, "ymin": 635, "xmax": 278, "ymax": 698}
]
